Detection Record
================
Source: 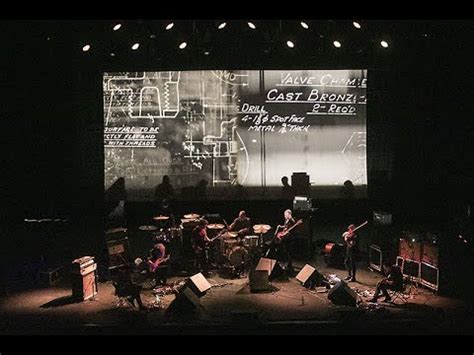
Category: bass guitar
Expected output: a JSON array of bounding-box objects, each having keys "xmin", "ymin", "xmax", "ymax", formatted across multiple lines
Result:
[
  {"xmin": 343, "ymin": 220, "xmax": 368, "ymax": 247},
  {"xmin": 148, "ymin": 254, "xmax": 171, "ymax": 273},
  {"xmin": 276, "ymin": 219, "xmax": 303, "ymax": 241}
]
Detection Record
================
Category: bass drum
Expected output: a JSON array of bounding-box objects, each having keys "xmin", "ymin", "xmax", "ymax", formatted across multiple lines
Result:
[{"xmin": 228, "ymin": 246, "xmax": 249, "ymax": 267}]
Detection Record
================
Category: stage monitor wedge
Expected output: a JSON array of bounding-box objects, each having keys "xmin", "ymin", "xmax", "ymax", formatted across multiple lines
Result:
[{"xmin": 186, "ymin": 273, "xmax": 212, "ymax": 297}]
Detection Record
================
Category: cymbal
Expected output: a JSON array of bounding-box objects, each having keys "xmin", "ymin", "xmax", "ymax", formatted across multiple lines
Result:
[
  {"xmin": 253, "ymin": 224, "xmax": 271, "ymax": 234},
  {"xmin": 106, "ymin": 227, "xmax": 127, "ymax": 234},
  {"xmin": 153, "ymin": 215, "xmax": 170, "ymax": 221},
  {"xmin": 222, "ymin": 231, "xmax": 238, "ymax": 238},
  {"xmin": 139, "ymin": 225, "xmax": 158, "ymax": 231},
  {"xmin": 207, "ymin": 223, "xmax": 225, "ymax": 230},
  {"xmin": 184, "ymin": 213, "xmax": 200, "ymax": 219}
]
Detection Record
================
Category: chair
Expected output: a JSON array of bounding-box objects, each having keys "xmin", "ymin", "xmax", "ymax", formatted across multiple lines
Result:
[{"xmin": 389, "ymin": 283, "xmax": 409, "ymax": 304}]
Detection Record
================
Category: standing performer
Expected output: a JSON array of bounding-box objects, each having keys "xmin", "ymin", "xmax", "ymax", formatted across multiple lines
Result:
[
  {"xmin": 192, "ymin": 219, "xmax": 212, "ymax": 277},
  {"xmin": 342, "ymin": 224, "xmax": 359, "ymax": 282},
  {"xmin": 266, "ymin": 209, "xmax": 299, "ymax": 271},
  {"xmin": 148, "ymin": 242, "xmax": 169, "ymax": 285}
]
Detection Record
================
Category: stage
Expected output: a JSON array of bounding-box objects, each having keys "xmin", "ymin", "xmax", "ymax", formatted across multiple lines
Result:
[{"xmin": 2, "ymin": 255, "xmax": 472, "ymax": 335}]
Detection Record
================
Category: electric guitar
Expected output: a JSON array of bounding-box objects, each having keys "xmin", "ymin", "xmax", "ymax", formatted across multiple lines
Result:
[
  {"xmin": 276, "ymin": 219, "xmax": 303, "ymax": 241},
  {"xmin": 148, "ymin": 254, "xmax": 171, "ymax": 273},
  {"xmin": 343, "ymin": 220, "xmax": 368, "ymax": 247}
]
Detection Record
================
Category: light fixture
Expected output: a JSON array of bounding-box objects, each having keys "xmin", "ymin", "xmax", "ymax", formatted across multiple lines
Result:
[
  {"xmin": 218, "ymin": 22, "xmax": 227, "ymax": 29},
  {"xmin": 300, "ymin": 21, "xmax": 309, "ymax": 29},
  {"xmin": 166, "ymin": 22, "xmax": 174, "ymax": 30},
  {"xmin": 179, "ymin": 41, "xmax": 187, "ymax": 49},
  {"xmin": 204, "ymin": 51, "xmax": 210, "ymax": 55},
  {"xmin": 113, "ymin": 23, "xmax": 122, "ymax": 31},
  {"xmin": 248, "ymin": 22, "xmax": 256, "ymax": 30},
  {"xmin": 381, "ymin": 40, "xmax": 389, "ymax": 48},
  {"xmin": 110, "ymin": 52, "xmax": 116, "ymax": 57},
  {"xmin": 353, "ymin": 21, "xmax": 361, "ymax": 29},
  {"xmin": 333, "ymin": 40, "xmax": 341, "ymax": 48},
  {"xmin": 131, "ymin": 43, "xmax": 140, "ymax": 50},
  {"xmin": 82, "ymin": 44, "xmax": 91, "ymax": 52},
  {"xmin": 286, "ymin": 40, "xmax": 294, "ymax": 48}
]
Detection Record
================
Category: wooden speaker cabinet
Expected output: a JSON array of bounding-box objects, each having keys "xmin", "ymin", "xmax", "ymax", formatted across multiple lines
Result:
[{"xmin": 71, "ymin": 256, "xmax": 98, "ymax": 301}]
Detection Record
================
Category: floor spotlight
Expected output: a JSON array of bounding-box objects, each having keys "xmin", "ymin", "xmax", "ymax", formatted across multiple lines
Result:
[
  {"xmin": 166, "ymin": 23, "xmax": 174, "ymax": 30},
  {"xmin": 380, "ymin": 40, "xmax": 389, "ymax": 48},
  {"xmin": 248, "ymin": 22, "xmax": 256, "ymax": 30},
  {"xmin": 286, "ymin": 40, "xmax": 295, "ymax": 48},
  {"xmin": 82, "ymin": 44, "xmax": 90, "ymax": 52},
  {"xmin": 131, "ymin": 43, "xmax": 140, "ymax": 50},
  {"xmin": 353, "ymin": 21, "xmax": 361, "ymax": 29},
  {"xmin": 300, "ymin": 21, "xmax": 309, "ymax": 29},
  {"xmin": 113, "ymin": 23, "xmax": 122, "ymax": 31},
  {"xmin": 179, "ymin": 42, "xmax": 187, "ymax": 49},
  {"xmin": 333, "ymin": 40, "xmax": 341, "ymax": 48},
  {"xmin": 218, "ymin": 22, "xmax": 227, "ymax": 29}
]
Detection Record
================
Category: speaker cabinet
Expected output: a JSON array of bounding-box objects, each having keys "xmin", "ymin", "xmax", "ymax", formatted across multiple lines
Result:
[
  {"xmin": 166, "ymin": 287, "xmax": 202, "ymax": 315},
  {"xmin": 421, "ymin": 241, "xmax": 439, "ymax": 267},
  {"xmin": 295, "ymin": 264, "xmax": 326, "ymax": 288},
  {"xmin": 186, "ymin": 273, "xmax": 212, "ymax": 297},
  {"xmin": 328, "ymin": 281, "xmax": 358, "ymax": 306},
  {"xmin": 255, "ymin": 258, "xmax": 283, "ymax": 280},
  {"xmin": 107, "ymin": 237, "xmax": 131, "ymax": 270},
  {"xmin": 399, "ymin": 234, "xmax": 422, "ymax": 261},
  {"xmin": 249, "ymin": 269, "xmax": 271, "ymax": 293}
]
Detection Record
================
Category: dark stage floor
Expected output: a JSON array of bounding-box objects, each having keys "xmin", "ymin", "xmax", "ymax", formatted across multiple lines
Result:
[{"xmin": 1, "ymin": 255, "xmax": 473, "ymax": 335}]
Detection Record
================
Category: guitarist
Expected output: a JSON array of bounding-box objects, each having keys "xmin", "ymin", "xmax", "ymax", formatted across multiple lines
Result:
[
  {"xmin": 266, "ymin": 209, "xmax": 297, "ymax": 270},
  {"xmin": 148, "ymin": 242, "xmax": 169, "ymax": 285},
  {"xmin": 192, "ymin": 219, "xmax": 212, "ymax": 276},
  {"xmin": 343, "ymin": 224, "xmax": 359, "ymax": 282}
]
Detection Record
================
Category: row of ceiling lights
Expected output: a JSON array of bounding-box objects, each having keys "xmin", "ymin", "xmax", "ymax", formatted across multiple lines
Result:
[{"xmin": 81, "ymin": 21, "xmax": 390, "ymax": 53}]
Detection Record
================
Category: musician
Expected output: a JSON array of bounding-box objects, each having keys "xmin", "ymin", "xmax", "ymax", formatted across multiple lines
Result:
[
  {"xmin": 343, "ymin": 224, "xmax": 358, "ymax": 282},
  {"xmin": 369, "ymin": 262, "xmax": 403, "ymax": 303},
  {"xmin": 266, "ymin": 209, "xmax": 296, "ymax": 270},
  {"xmin": 148, "ymin": 242, "xmax": 168, "ymax": 285},
  {"xmin": 192, "ymin": 219, "xmax": 211, "ymax": 276},
  {"xmin": 113, "ymin": 265, "xmax": 144, "ymax": 311},
  {"xmin": 229, "ymin": 210, "xmax": 252, "ymax": 238},
  {"xmin": 156, "ymin": 198, "xmax": 175, "ymax": 228}
]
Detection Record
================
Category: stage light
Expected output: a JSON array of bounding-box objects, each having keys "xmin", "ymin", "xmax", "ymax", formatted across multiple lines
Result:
[
  {"xmin": 204, "ymin": 51, "xmax": 210, "ymax": 55},
  {"xmin": 300, "ymin": 21, "xmax": 309, "ymax": 29},
  {"xmin": 218, "ymin": 22, "xmax": 227, "ymax": 29},
  {"xmin": 412, "ymin": 238, "xmax": 416, "ymax": 242},
  {"xmin": 464, "ymin": 239, "xmax": 468, "ymax": 244},
  {"xmin": 353, "ymin": 21, "xmax": 361, "ymax": 29},
  {"xmin": 82, "ymin": 44, "xmax": 90, "ymax": 52},
  {"xmin": 166, "ymin": 22, "xmax": 174, "ymax": 30},
  {"xmin": 381, "ymin": 40, "xmax": 389, "ymax": 48},
  {"xmin": 110, "ymin": 52, "xmax": 115, "ymax": 57},
  {"xmin": 459, "ymin": 235, "xmax": 463, "ymax": 239},
  {"xmin": 286, "ymin": 40, "xmax": 295, "ymax": 48},
  {"xmin": 248, "ymin": 22, "xmax": 256, "ymax": 30},
  {"xmin": 131, "ymin": 43, "xmax": 140, "ymax": 50},
  {"xmin": 333, "ymin": 40, "xmax": 341, "ymax": 48},
  {"xmin": 179, "ymin": 41, "xmax": 187, "ymax": 49},
  {"xmin": 113, "ymin": 23, "xmax": 122, "ymax": 31}
]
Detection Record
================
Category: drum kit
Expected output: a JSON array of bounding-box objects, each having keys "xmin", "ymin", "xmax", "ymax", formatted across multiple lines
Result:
[{"xmin": 138, "ymin": 211, "xmax": 273, "ymax": 277}]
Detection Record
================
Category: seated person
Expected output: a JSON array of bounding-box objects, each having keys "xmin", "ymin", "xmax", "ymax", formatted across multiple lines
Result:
[
  {"xmin": 369, "ymin": 261, "xmax": 403, "ymax": 303},
  {"xmin": 148, "ymin": 242, "xmax": 169, "ymax": 285},
  {"xmin": 228, "ymin": 210, "xmax": 252, "ymax": 238},
  {"xmin": 112, "ymin": 266, "xmax": 144, "ymax": 310}
]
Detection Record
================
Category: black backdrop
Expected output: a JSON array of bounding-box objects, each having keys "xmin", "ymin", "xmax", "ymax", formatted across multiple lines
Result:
[{"xmin": 3, "ymin": 20, "xmax": 474, "ymax": 257}]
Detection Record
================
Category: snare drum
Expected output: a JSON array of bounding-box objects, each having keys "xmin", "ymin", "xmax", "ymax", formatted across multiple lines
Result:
[{"xmin": 244, "ymin": 235, "xmax": 259, "ymax": 249}]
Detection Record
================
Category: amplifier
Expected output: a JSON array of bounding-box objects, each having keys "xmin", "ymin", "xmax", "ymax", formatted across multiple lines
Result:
[{"xmin": 399, "ymin": 234, "xmax": 422, "ymax": 261}]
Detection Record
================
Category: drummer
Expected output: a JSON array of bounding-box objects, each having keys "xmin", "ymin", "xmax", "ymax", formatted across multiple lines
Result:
[
  {"xmin": 228, "ymin": 211, "xmax": 252, "ymax": 239},
  {"xmin": 155, "ymin": 199, "xmax": 175, "ymax": 228}
]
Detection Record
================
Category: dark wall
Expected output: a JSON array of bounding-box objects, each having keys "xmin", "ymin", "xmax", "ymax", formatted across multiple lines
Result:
[{"xmin": 3, "ymin": 20, "xmax": 474, "ymax": 259}]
